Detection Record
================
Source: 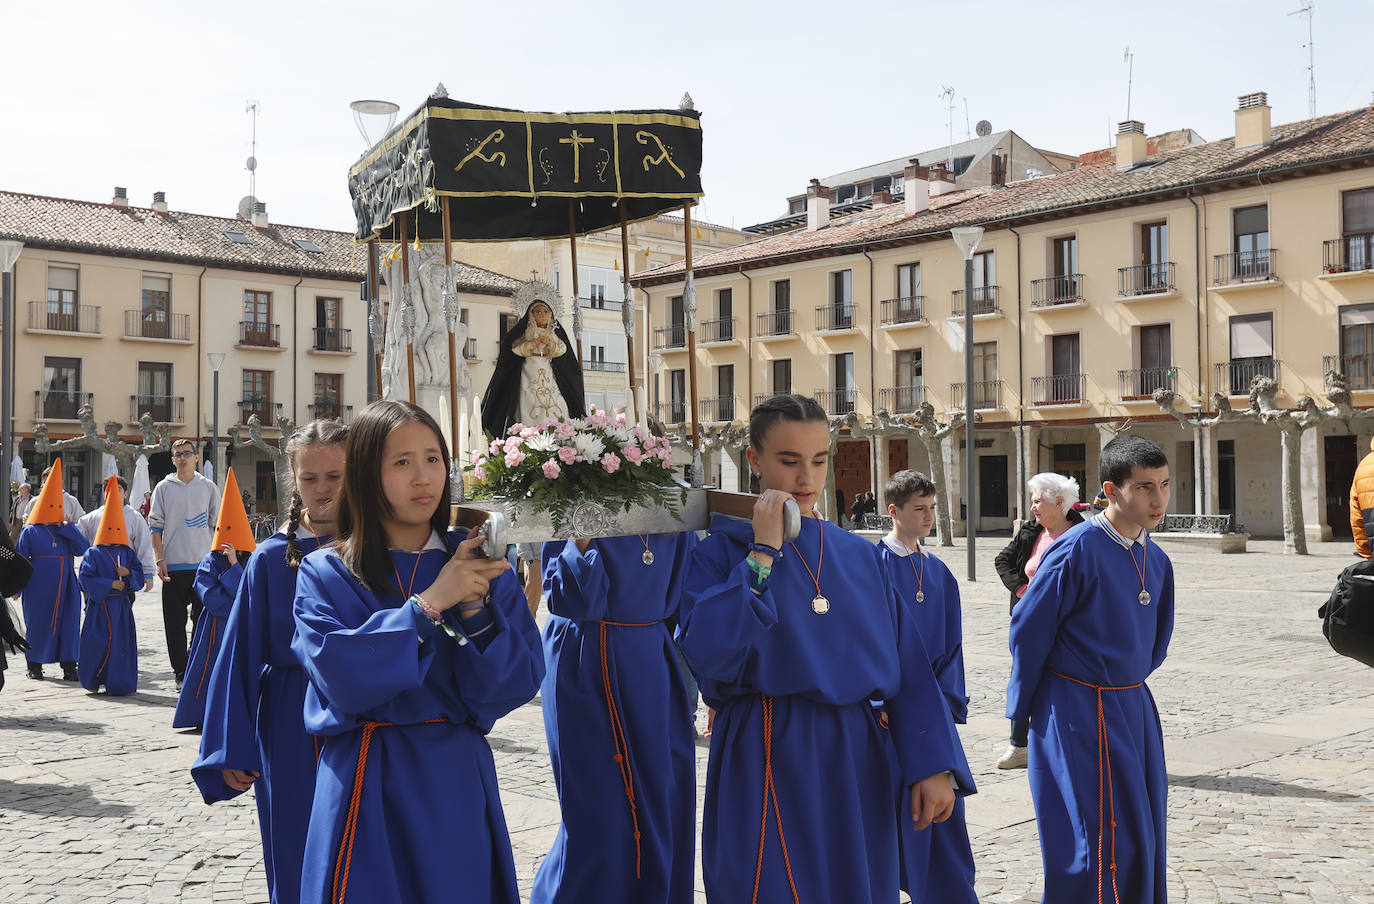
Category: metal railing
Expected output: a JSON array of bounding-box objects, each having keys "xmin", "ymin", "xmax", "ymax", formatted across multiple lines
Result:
[
  {"xmin": 1118, "ymin": 262, "xmax": 1176, "ymax": 296},
  {"xmin": 1212, "ymin": 249, "xmax": 1277, "ymax": 285},
  {"xmin": 312, "ymin": 327, "xmax": 352, "ymax": 352},
  {"xmin": 700, "ymin": 317, "xmax": 736, "ymax": 343},
  {"xmin": 1324, "ymin": 354, "xmax": 1374, "ymax": 390},
  {"xmin": 653, "ymin": 402, "xmax": 687, "ymax": 425},
  {"xmin": 754, "ymin": 391, "xmax": 791, "ymax": 407},
  {"xmin": 877, "ymin": 384, "xmax": 925, "ymax": 413},
  {"xmin": 578, "ymin": 296, "xmax": 624, "ymax": 311},
  {"xmin": 129, "ymin": 394, "xmax": 185, "ymax": 423},
  {"xmin": 880, "ymin": 296, "xmax": 926, "ymax": 325},
  {"xmin": 1031, "ymin": 373, "xmax": 1086, "ymax": 405},
  {"xmin": 949, "ymin": 380, "xmax": 1001, "ymax": 410},
  {"xmin": 1215, "ymin": 358, "xmax": 1278, "ymax": 395},
  {"xmin": 124, "ymin": 310, "xmax": 191, "ymax": 341},
  {"xmin": 1324, "ymin": 234, "xmax": 1374, "ymax": 274},
  {"xmin": 308, "ymin": 402, "xmax": 354, "ymax": 424},
  {"xmin": 814, "ymin": 304, "xmax": 856, "ymax": 331},
  {"xmin": 815, "ymin": 388, "xmax": 856, "ymax": 415},
  {"xmin": 951, "ymin": 285, "xmax": 999, "ymax": 316},
  {"xmin": 1030, "ymin": 274, "xmax": 1084, "ymax": 307},
  {"xmin": 463, "ymin": 337, "xmax": 478, "ymax": 359},
  {"xmin": 1118, "ymin": 366, "xmax": 1176, "ymax": 399},
  {"xmin": 239, "ymin": 321, "xmax": 281, "ymax": 347},
  {"xmin": 30, "ymin": 302, "xmax": 100, "ymax": 334},
  {"xmin": 585, "ymin": 360, "xmax": 627, "ymax": 373},
  {"xmin": 755, "ymin": 309, "xmax": 795, "ymax": 337},
  {"xmin": 238, "ymin": 399, "xmax": 283, "ymax": 424},
  {"xmin": 699, "ymin": 396, "xmax": 737, "ymax": 422},
  {"xmin": 34, "ymin": 389, "xmax": 93, "ymax": 420},
  {"xmin": 653, "ymin": 324, "xmax": 686, "ymax": 350}
]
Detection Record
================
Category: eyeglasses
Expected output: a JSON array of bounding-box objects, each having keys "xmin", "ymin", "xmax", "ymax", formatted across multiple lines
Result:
[{"xmin": 171, "ymin": 451, "xmax": 196, "ymax": 459}]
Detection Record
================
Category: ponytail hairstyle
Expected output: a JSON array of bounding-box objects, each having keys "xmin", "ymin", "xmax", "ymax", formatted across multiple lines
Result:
[{"xmin": 284, "ymin": 418, "xmax": 349, "ymax": 568}]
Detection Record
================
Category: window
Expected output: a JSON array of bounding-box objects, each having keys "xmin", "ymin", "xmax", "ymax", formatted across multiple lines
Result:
[
  {"xmin": 243, "ymin": 290, "xmax": 273, "ymax": 345},
  {"xmin": 832, "ymin": 352, "xmax": 854, "ymax": 394},
  {"xmin": 972, "ymin": 250, "xmax": 995, "ymax": 288},
  {"xmin": 1141, "ymin": 221, "xmax": 1168, "ymax": 266},
  {"xmin": 589, "ymin": 343, "xmax": 607, "ymax": 365},
  {"xmin": 42, "ymin": 356, "xmax": 81, "ymax": 419},
  {"xmin": 896, "ymin": 263, "xmax": 921, "ymax": 300},
  {"xmin": 669, "ymin": 369, "xmax": 686, "ymax": 423},
  {"xmin": 315, "ymin": 297, "xmax": 344, "ymax": 350},
  {"xmin": 895, "ymin": 349, "xmax": 923, "ymax": 410},
  {"xmin": 1227, "ymin": 313, "xmax": 1276, "ymax": 394},
  {"xmin": 829, "ymin": 270, "xmax": 853, "ymax": 329},
  {"xmin": 771, "ymin": 359, "xmax": 792, "ymax": 397},
  {"xmin": 242, "ymin": 369, "xmax": 273, "ymax": 422},
  {"xmin": 46, "ymin": 266, "xmax": 78, "ymax": 330},
  {"xmin": 1232, "ymin": 204, "xmax": 1270, "ymax": 279},
  {"xmin": 1134, "ymin": 324, "xmax": 1172, "ymax": 396},
  {"xmin": 1340, "ymin": 304, "xmax": 1374, "ymax": 388},
  {"xmin": 972, "ymin": 342, "xmax": 998, "ymax": 407},
  {"xmin": 223, "ymin": 230, "xmax": 252, "ymax": 244},
  {"xmin": 292, "ymin": 238, "xmax": 324, "ymax": 255},
  {"xmin": 1052, "ymin": 236, "xmax": 1078, "ymax": 278},
  {"xmin": 773, "ymin": 279, "xmax": 790, "ymax": 312},
  {"xmin": 1049, "ymin": 334, "xmax": 1081, "ymax": 402},
  {"xmin": 1341, "ymin": 188, "xmax": 1374, "ymax": 270},
  {"xmin": 714, "ymin": 365, "xmax": 735, "ymax": 421},
  {"xmin": 137, "ymin": 362, "xmax": 173, "ymax": 421},
  {"xmin": 141, "ymin": 274, "xmax": 170, "ymax": 338},
  {"xmin": 314, "ymin": 373, "xmax": 342, "ymax": 418},
  {"xmin": 716, "ymin": 288, "xmax": 733, "ymax": 341}
]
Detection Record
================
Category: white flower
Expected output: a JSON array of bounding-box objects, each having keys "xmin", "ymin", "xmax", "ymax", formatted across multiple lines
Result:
[
  {"xmin": 603, "ymin": 424, "xmax": 632, "ymax": 446},
  {"xmin": 525, "ymin": 433, "xmax": 558, "ymax": 453},
  {"xmin": 570, "ymin": 432, "xmax": 606, "ymax": 463}
]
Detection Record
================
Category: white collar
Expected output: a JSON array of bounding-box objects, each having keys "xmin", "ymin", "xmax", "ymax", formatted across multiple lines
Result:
[
  {"xmin": 881, "ymin": 531, "xmax": 928, "ymax": 558},
  {"xmin": 277, "ymin": 523, "xmax": 319, "ymax": 540},
  {"xmin": 389, "ymin": 529, "xmax": 446, "ymax": 554},
  {"xmin": 1092, "ymin": 512, "xmax": 1147, "ymax": 548}
]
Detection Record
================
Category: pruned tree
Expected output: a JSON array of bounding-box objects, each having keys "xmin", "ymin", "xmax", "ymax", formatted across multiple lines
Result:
[{"xmin": 228, "ymin": 415, "xmax": 298, "ymax": 509}]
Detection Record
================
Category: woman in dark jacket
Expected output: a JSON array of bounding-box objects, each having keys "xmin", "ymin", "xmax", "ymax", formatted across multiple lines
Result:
[{"xmin": 992, "ymin": 472, "xmax": 1084, "ymax": 769}]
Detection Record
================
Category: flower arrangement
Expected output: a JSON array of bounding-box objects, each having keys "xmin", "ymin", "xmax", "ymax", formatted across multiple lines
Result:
[{"xmin": 467, "ymin": 409, "xmax": 680, "ymax": 535}]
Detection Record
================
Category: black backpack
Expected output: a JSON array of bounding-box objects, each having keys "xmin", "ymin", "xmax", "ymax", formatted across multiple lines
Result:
[{"xmin": 1318, "ymin": 558, "xmax": 1374, "ymax": 669}]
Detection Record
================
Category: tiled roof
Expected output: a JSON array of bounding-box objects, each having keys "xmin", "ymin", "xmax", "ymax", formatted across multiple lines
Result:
[
  {"xmin": 0, "ymin": 190, "xmax": 520, "ymax": 295},
  {"xmin": 635, "ymin": 105, "xmax": 1374, "ymax": 286}
]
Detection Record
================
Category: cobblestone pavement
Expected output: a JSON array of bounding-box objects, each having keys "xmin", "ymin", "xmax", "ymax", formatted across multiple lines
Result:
[{"xmin": 3, "ymin": 539, "xmax": 1374, "ymax": 902}]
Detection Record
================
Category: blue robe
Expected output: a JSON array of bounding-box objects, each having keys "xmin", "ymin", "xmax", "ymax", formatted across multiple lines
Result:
[
  {"xmin": 291, "ymin": 529, "xmax": 544, "ymax": 904},
  {"xmin": 1007, "ymin": 517, "xmax": 1175, "ymax": 904},
  {"xmin": 174, "ymin": 551, "xmax": 246, "ymax": 729},
  {"xmin": 17, "ymin": 522, "xmax": 88, "ymax": 664},
  {"xmin": 532, "ymin": 533, "xmax": 698, "ymax": 904},
  {"xmin": 876, "ymin": 538, "xmax": 977, "ymax": 904},
  {"xmin": 76, "ymin": 543, "xmax": 143, "ymax": 694},
  {"xmin": 192, "ymin": 531, "xmax": 326, "ymax": 904},
  {"xmin": 679, "ymin": 515, "xmax": 975, "ymax": 904}
]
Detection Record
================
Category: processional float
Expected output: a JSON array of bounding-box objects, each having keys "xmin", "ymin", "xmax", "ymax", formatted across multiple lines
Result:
[{"xmin": 348, "ymin": 88, "xmax": 798, "ymax": 552}]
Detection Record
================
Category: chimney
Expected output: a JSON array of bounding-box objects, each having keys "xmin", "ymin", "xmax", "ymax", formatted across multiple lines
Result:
[
  {"xmin": 929, "ymin": 165, "xmax": 956, "ymax": 197},
  {"xmin": 871, "ymin": 189, "xmax": 893, "ymax": 206},
  {"xmin": 151, "ymin": 191, "xmax": 168, "ymax": 215},
  {"xmin": 251, "ymin": 201, "xmax": 269, "ymax": 230},
  {"xmin": 111, "ymin": 186, "xmax": 128, "ymax": 208},
  {"xmin": 806, "ymin": 179, "xmax": 831, "ymax": 231},
  {"xmin": 1235, "ymin": 92, "xmax": 1272, "ymax": 149},
  {"xmin": 903, "ymin": 159, "xmax": 930, "ymax": 216},
  {"xmin": 1116, "ymin": 120, "xmax": 1147, "ymax": 168}
]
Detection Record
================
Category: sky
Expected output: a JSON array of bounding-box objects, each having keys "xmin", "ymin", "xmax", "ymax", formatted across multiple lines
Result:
[{"xmin": 3, "ymin": 0, "xmax": 1372, "ymax": 235}]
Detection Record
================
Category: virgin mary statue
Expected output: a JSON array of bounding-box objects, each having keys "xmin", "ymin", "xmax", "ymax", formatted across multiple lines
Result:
[{"xmin": 481, "ymin": 280, "xmax": 586, "ymax": 438}]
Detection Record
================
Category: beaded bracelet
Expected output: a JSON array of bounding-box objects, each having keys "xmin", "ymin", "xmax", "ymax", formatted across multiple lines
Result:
[
  {"xmin": 410, "ymin": 594, "xmax": 443, "ymax": 626},
  {"xmin": 748, "ymin": 542, "xmax": 782, "ymax": 560}
]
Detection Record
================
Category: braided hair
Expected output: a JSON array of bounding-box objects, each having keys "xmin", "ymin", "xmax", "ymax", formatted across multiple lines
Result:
[{"xmin": 284, "ymin": 418, "xmax": 349, "ymax": 568}]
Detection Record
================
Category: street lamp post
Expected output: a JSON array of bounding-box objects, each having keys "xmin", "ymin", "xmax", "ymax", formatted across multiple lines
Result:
[
  {"xmin": 0, "ymin": 240, "xmax": 22, "ymax": 525},
  {"xmin": 951, "ymin": 226, "xmax": 984, "ymax": 581},
  {"xmin": 207, "ymin": 353, "xmax": 225, "ymax": 486}
]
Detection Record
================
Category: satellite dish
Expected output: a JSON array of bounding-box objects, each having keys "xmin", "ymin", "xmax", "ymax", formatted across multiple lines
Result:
[
  {"xmin": 976, "ymin": 120, "xmax": 993, "ymax": 137},
  {"xmin": 350, "ymin": 99, "xmax": 401, "ymax": 147},
  {"xmin": 237, "ymin": 195, "xmax": 257, "ymax": 220}
]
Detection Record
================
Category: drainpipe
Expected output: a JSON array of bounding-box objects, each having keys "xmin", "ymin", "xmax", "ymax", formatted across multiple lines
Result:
[
  {"xmin": 293, "ymin": 273, "xmax": 304, "ymax": 424},
  {"xmin": 1187, "ymin": 190, "xmax": 1206, "ymax": 514},
  {"xmin": 1007, "ymin": 221, "xmax": 1025, "ymax": 519},
  {"xmin": 863, "ymin": 246, "xmax": 877, "ymax": 497},
  {"xmin": 739, "ymin": 264, "xmax": 754, "ymax": 396},
  {"xmin": 195, "ymin": 264, "xmax": 207, "ymax": 444}
]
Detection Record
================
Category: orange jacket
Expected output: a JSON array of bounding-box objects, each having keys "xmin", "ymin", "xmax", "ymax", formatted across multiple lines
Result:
[{"xmin": 1351, "ymin": 440, "xmax": 1374, "ymax": 558}]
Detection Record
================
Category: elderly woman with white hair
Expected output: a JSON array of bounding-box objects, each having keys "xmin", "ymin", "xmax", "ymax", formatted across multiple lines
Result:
[{"xmin": 992, "ymin": 471, "xmax": 1086, "ymax": 769}]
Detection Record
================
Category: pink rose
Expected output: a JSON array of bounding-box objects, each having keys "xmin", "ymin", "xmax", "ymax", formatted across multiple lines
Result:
[
  {"xmin": 520, "ymin": 426, "xmax": 538, "ymax": 438},
  {"xmin": 657, "ymin": 447, "xmax": 674, "ymax": 466},
  {"xmin": 557, "ymin": 446, "xmax": 577, "ymax": 465},
  {"xmin": 504, "ymin": 436, "xmax": 523, "ymax": 455},
  {"xmin": 615, "ymin": 413, "xmax": 627, "ymax": 426},
  {"xmin": 504, "ymin": 449, "xmax": 527, "ymax": 468},
  {"xmin": 508, "ymin": 423, "xmax": 526, "ymax": 436},
  {"xmin": 473, "ymin": 466, "xmax": 487, "ymax": 481},
  {"xmin": 555, "ymin": 421, "xmax": 577, "ymax": 441},
  {"xmin": 588, "ymin": 412, "xmax": 609, "ymax": 429},
  {"xmin": 542, "ymin": 459, "xmax": 561, "ymax": 479},
  {"xmin": 601, "ymin": 453, "xmax": 621, "ymax": 474},
  {"xmin": 622, "ymin": 444, "xmax": 643, "ymax": 465},
  {"xmin": 489, "ymin": 439, "xmax": 503, "ymax": 455}
]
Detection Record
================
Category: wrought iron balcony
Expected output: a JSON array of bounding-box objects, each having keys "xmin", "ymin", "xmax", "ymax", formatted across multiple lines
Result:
[
  {"xmin": 1324, "ymin": 354, "xmax": 1374, "ymax": 391},
  {"xmin": 653, "ymin": 324, "xmax": 686, "ymax": 350},
  {"xmin": 1118, "ymin": 262, "xmax": 1176, "ymax": 296},
  {"xmin": 463, "ymin": 337, "xmax": 478, "ymax": 359},
  {"xmin": 700, "ymin": 317, "xmax": 736, "ymax": 343},
  {"xmin": 949, "ymin": 380, "xmax": 1001, "ymax": 410},
  {"xmin": 312, "ymin": 327, "xmax": 352, "ymax": 352},
  {"xmin": 815, "ymin": 388, "xmax": 856, "ymax": 415},
  {"xmin": 1215, "ymin": 358, "xmax": 1279, "ymax": 395},
  {"xmin": 585, "ymin": 359, "xmax": 627, "ymax": 373},
  {"xmin": 1212, "ymin": 249, "xmax": 1277, "ymax": 285},
  {"xmin": 1031, "ymin": 374, "xmax": 1086, "ymax": 405},
  {"xmin": 124, "ymin": 310, "xmax": 191, "ymax": 341},
  {"xmin": 1323, "ymin": 234, "xmax": 1374, "ymax": 274},
  {"xmin": 1118, "ymin": 366, "xmax": 1176, "ymax": 400},
  {"xmin": 30, "ymin": 302, "xmax": 100, "ymax": 334},
  {"xmin": 239, "ymin": 321, "xmax": 281, "ymax": 347},
  {"xmin": 1030, "ymin": 274, "xmax": 1084, "ymax": 308},
  {"xmin": 238, "ymin": 399, "xmax": 283, "ymax": 425},
  {"xmin": 755, "ymin": 309, "xmax": 795, "ymax": 337},
  {"xmin": 814, "ymin": 304, "xmax": 856, "ymax": 332},
  {"xmin": 308, "ymin": 401, "xmax": 354, "ymax": 424},
  {"xmin": 877, "ymin": 384, "xmax": 925, "ymax": 413},
  {"xmin": 129, "ymin": 394, "xmax": 185, "ymax": 423},
  {"xmin": 951, "ymin": 286, "xmax": 999, "ymax": 316},
  {"xmin": 653, "ymin": 402, "xmax": 687, "ymax": 425},
  {"xmin": 699, "ymin": 396, "xmax": 737, "ymax": 423},
  {"xmin": 35, "ymin": 389, "xmax": 93, "ymax": 421},
  {"xmin": 880, "ymin": 296, "xmax": 926, "ymax": 325},
  {"xmin": 578, "ymin": 296, "xmax": 624, "ymax": 311}
]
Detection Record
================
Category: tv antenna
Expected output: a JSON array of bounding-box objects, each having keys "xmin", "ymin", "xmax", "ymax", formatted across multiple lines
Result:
[
  {"xmin": 963, "ymin": 97, "xmax": 971, "ymax": 140},
  {"xmin": 1288, "ymin": 1, "xmax": 1316, "ymax": 117},
  {"xmin": 1123, "ymin": 46, "xmax": 1135, "ymax": 121},
  {"xmin": 245, "ymin": 100, "xmax": 260, "ymax": 206},
  {"xmin": 939, "ymin": 85, "xmax": 956, "ymax": 173},
  {"xmin": 350, "ymin": 99, "xmax": 401, "ymax": 147}
]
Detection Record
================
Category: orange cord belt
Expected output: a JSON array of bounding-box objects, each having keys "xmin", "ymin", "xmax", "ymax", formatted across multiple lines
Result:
[
  {"xmin": 195, "ymin": 618, "xmax": 217, "ymax": 701},
  {"xmin": 331, "ymin": 717, "xmax": 450, "ymax": 904},
  {"xmin": 1049, "ymin": 670, "xmax": 1144, "ymax": 904},
  {"xmin": 751, "ymin": 694, "xmax": 800, "ymax": 904},
  {"xmin": 31, "ymin": 555, "xmax": 70, "ymax": 635},
  {"xmin": 597, "ymin": 619, "xmax": 661, "ymax": 880}
]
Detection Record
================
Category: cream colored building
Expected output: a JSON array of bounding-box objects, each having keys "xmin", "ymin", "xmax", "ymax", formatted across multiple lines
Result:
[{"xmin": 634, "ymin": 93, "xmax": 1374, "ymax": 541}]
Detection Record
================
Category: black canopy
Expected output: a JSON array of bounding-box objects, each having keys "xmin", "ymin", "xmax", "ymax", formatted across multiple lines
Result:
[{"xmin": 348, "ymin": 96, "xmax": 704, "ymax": 243}]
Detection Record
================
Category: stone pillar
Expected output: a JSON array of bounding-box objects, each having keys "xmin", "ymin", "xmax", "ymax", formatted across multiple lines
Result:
[
  {"xmin": 1192, "ymin": 424, "xmax": 1205, "ymax": 516},
  {"xmin": 1300, "ymin": 424, "xmax": 1333, "ymax": 543},
  {"xmin": 1201, "ymin": 424, "xmax": 1219, "ymax": 515},
  {"xmin": 1015, "ymin": 424, "xmax": 1040, "ymax": 529},
  {"xmin": 948, "ymin": 435, "xmax": 965, "ymax": 537}
]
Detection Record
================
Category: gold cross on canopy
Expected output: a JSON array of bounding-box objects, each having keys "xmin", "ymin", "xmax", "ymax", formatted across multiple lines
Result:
[{"xmin": 559, "ymin": 130, "xmax": 596, "ymax": 184}]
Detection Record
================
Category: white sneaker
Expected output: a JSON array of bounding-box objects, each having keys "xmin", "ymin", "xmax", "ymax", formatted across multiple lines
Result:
[{"xmin": 996, "ymin": 745, "xmax": 1028, "ymax": 769}]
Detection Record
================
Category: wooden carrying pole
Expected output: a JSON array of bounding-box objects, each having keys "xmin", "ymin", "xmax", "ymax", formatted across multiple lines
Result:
[
  {"xmin": 398, "ymin": 212, "xmax": 417, "ymax": 404},
  {"xmin": 684, "ymin": 202, "xmax": 700, "ymax": 455},
  {"xmin": 568, "ymin": 200, "xmax": 582, "ymax": 365},
  {"xmin": 442, "ymin": 198, "xmax": 461, "ymax": 463},
  {"xmin": 367, "ymin": 239, "xmax": 382, "ymax": 398},
  {"xmin": 618, "ymin": 200, "xmax": 639, "ymax": 422}
]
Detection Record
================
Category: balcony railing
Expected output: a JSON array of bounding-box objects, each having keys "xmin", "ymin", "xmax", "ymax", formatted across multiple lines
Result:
[
  {"xmin": 1212, "ymin": 249, "xmax": 1277, "ymax": 285},
  {"xmin": 129, "ymin": 394, "xmax": 185, "ymax": 423},
  {"xmin": 880, "ymin": 296, "xmax": 926, "ymax": 325},
  {"xmin": 815, "ymin": 304, "xmax": 856, "ymax": 332},
  {"xmin": 1118, "ymin": 262, "xmax": 1176, "ymax": 296},
  {"xmin": 754, "ymin": 391, "xmax": 792, "ymax": 407},
  {"xmin": 700, "ymin": 317, "xmax": 736, "ymax": 343},
  {"xmin": 877, "ymin": 384, "xmax": 925, "ymax": 413},
  {"xmin": 585, "ymin": 359, "xmax": 627, "ymax": 373},
  {"xmin": 308, "ymin": 401, "xmax": 354, "ymax": 424},
  {"xmin": 951, "ymin": 285, "xmax": 999, "ymax": 316},
  {"xmin": 1324, "ymin": 354, "xmax": 1374, "ymax": 390},
  {"xmin": 34, "ymin": 390, "xmax": 93, "ymax": 420},
  {"xmin": 1323, "ymin": 234, "xmax": 1374, "ymax": 274},
  {"xmin": 699, "ymin": 396, "xmax": 737, "ymax": 423},
  {"xmin": 238, "ymin": 399, "xmax": 283, "ymax": 424},
  {"xmin": 755, "ymin": 309, "xmax": 795, "ymax": 337},
  {"xmin": 815, "ymin": 388, "xmax": 857, "ymax": 415},
  {"xmin": 1030, "ymin": 274, "xmax": 1084, "ymax": 308},
  {"xmin": 312, "ymin": 327, "xmax": 352, "ymax": 352},
  {"xmin": 653, "ymin": 402, "xmax": 686, "ymax": 425},
  {"xmin": 578, "ymin": 296, "xmax": 624, "ymax": 311},
  {"xmin": 124, "ymin": 310, "xmax": 191, "ymax": 341},
  {"xmin": 653, "ymin": 324, "xmax": 686, "ymax": 350},
  {"xmin": 30, "ymin": 302, "xmax": 100, "ymax": 334},
  {"xmin": 1215, "ymin": 357, "xmax": 1278, "ymax": 395},
  {"xmin": 463, "ymin": 337, "xmax": 478, "ymax": 359},
  {"xmin": 1031, "ymin": 373, "xmax": 1086, "ymax": 405},
  {"xmin": 950, "ymin": 380, "xmax": 1002, "ymax": 410},
  {"xmin": 239, "ymin": 321, "xmax": 282, "ymax": 347},
  {"xmin": 1118, "ymin": 366, "xmax": 1176, "ymax": 400}
]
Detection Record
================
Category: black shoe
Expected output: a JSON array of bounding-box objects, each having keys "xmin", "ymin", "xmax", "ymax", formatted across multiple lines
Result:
[
  {"xmin": 26, "ymin": 663, "xmax": 43, "ymax": 681},
  {"xmin": 174, "ymin": 673, "xmax": 184, "ymax": 692},
  {"xmin": 60, "ymin": 663, "xmax": 78, "ymax": 682}
]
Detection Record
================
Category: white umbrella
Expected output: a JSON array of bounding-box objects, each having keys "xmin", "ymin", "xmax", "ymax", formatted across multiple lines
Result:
[
  {"xmin": 102, "ymin": 453, "xmax": 117, "ymax": 480},
  {"xmin": 9, "ymin": 455, "xmax": 23, "ymax": 486},
  {"xmin": 131, "ymin": 455, "xmax": 151, "ymax": 506},
  {"xmin": 202, "ymin": 460, "xmax": 214, "ymax": 483}
]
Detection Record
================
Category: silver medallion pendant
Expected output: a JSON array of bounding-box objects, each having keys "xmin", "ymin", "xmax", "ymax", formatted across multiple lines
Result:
[
  {"xmin": 1138, "ymin": 590, "xmax": 1151, "ymax": 606},
  {"xmin": 915, "ymin": 590, "xmax": 925, "ymax": 603},
  {"xmin": 812, "ymin": 595, "xmax": 830, "ymax": 615},
  {"xmin": 642, "ymin": 549, "xmax": 655, "ymax": 566}
]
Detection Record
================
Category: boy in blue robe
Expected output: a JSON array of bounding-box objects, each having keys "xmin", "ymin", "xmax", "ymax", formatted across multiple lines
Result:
[
  {"xmin": 876, "ymin": 469, "xmax": 976, "ymax": 903},
  {"xmin": 532, "ymin": 532, "xmax": 698, "ymax": 904},
  {"xmin": 17, "ymin": 458, "xmax": 87, "ymax": 681},
  {"xmin": 1008, "ymin": 434, "xmax": 1175, "ymax": 904},
  {"xmin": 76, "ymin": 476, "xmax": 145, "ymax": 695}
]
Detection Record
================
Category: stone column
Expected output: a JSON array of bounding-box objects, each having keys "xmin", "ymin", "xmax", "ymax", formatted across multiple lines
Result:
[
  {"xmin": 1201, "ymin": 424, "xmax": 1219, "ymax": 515},
  {"xmin": 948, "ymin": 435, "xmax": 965, "ymax": 537},
  {"xmin": 1300, "ymin": 424, "xmax": 1332, "ymax": 543},
  {"xmin": 874, "ymin": 435, "xmax": 889, "ymax": 507},
  {"xmin": 1192, "ymin": 424, "xmax": 1205, "ymax": 516},
  {"xmin": 1015, "ymin": 424, "xmax": 1040, "ymax": 529}
]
